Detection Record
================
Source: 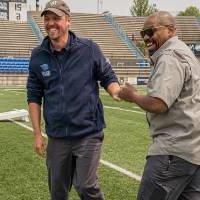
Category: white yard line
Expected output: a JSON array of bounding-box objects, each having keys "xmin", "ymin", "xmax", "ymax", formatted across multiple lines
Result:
[
  {"xmin": 10, "ymin": 119, "xmax": 46, "ymax": 138},
  {"xmin": 41, "ymin": 105, "xmax": 145, "ymax": 115},
  {"xmin": 10, "ymin": 120, "xmax": 142, "ymax": 182},
  {"xmin": 100, "ymin": 93, "xmax": 109, "ymax": 96},
  {"xmin": 132, "ymin": 106, "xmax": 141, "ymax": 110},
  {"xmin": 100, "ymin": 160, "xmax": 141, "ymax": 181},
  {"xmin": 3, "ymin": 88, "xmax": 25, "ymax": 91},
  {"xmin": 104, "ymin": 105, "xmax": 145, "ymax": 115}
]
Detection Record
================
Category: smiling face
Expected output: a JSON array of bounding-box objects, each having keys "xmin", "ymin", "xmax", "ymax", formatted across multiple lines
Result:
[
  {"xmin": 43, "ymin": 11, "xmax": 71, "ymax": 42},
  {"xmin": 141, "ymin": 12, "xmax": 176, "ymax": 56}
]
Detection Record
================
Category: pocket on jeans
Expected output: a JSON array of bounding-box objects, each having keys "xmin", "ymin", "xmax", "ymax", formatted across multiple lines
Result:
[{"xmin": 165, "ymin": 155, "xmax": 194, "ymax": 177}]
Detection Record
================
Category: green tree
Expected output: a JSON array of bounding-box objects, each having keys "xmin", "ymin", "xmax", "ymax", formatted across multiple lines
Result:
[
  {"xmin": 178, "ymin": 6, "xmax": 200, "ymax": 16},
  {"xmin": 130, "ymin": 0, "xmax": 158, "ymax": 17}
]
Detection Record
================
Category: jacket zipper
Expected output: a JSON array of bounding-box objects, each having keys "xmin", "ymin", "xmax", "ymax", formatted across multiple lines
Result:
[
  {"xmin": 39, "ymin": 48, "xmax": 68, "ymax": 135},
  {"xmin": 57, "ymin": 57, "xmax": 70, "ymax": 136},
  {"xmin": 39, "ymin": 43, "xmax": 76, "ymax": 137},
  {"xmin": 40, "ymin": 48, "xmax": 64, "ymax": 104}
]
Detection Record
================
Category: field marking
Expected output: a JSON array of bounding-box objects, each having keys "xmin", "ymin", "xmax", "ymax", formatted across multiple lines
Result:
[
  {"xmin": 10, "ymin": 120, "xmax": 142, "ymax": 182},
  {"xmin": 3, "ymin": 88, "xmax": 25, "ymax": 91},
  {"xmin": 1, "ymin": 90, "xmax": 25, "ymax": 96},
  {"xmin": 104, "ymin": 105, "xmax": 145, "ymax": 115},
  {"xmin": 2, "ymin": 89, "xmax": 26, "ymax": 95},
  {"xmin": 9, "ymin": 119, "xmax": 47, "ymax": 138},
  {"xmin": 100, "ymin": 93, "xmax": 110, "ymax": 96},
  {"xmin": 100, "ymin": 160, "xmax": 141, "ymax": 181},
  {"xmin": 40, "ymin": 105, "xmax": 145, "ymax": 116},
  {"xmin": 132, "ymin": 106, "xmax": 141, "ymax": 110}
]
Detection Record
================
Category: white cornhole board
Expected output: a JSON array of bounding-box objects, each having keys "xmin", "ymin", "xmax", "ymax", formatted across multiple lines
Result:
[{"xmin": 0, "ymin": 109, "xmax": 29, "ymax": 122}]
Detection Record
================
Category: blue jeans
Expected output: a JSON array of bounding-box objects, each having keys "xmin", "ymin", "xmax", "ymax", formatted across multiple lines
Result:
[
  {"xmin": 46, "ymin": 132, "xmax": 104, "ymax": 200},
  {"xmin": 137, "ymin": 155, "xmax": 200, "ymax": 200}
]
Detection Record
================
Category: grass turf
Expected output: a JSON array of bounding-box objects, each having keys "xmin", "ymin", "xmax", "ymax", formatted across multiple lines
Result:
[{"xmin": 0, "ymin": 87, "xmax": 150, "ymax": 199}]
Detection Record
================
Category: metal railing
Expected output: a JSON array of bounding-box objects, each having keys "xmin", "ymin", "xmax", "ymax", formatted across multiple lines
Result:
[
  {"xmin": 103, "ymin": 12, "xmax": 145, "ymax": 59},
  {"xmin": 196, "ymin": 17, "xmax": 200, "ymax": 26},
  {"xmin": 27, "ymin": 14, "xmax": 44, "ymax": 44}
]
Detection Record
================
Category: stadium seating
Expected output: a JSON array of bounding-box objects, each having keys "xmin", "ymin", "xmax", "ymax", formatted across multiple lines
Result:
[
  {"xmin": 176, "ymin": 16, "xmax": 200, "ymax": 43},
  {"xmin": 0, "ymin": 57, "xmax": 29, "ymax": 73},
  {"xmin": 0, "ymin": 20, "xmax": 38, "ymax": 57},
  {"xmin": 1, "ymin": 12, "xmax": 200, "ymax": 86},
  {"xmin": 113, "ymin": 15, "xmax": 200, "ymax": 45},
  {"xmin": 30, "ymin": 11, "xmax": 151, "ymax": 80},
  {"xmin": 31, "ymin": 11, "xmax": 138, "ymax": 59}
]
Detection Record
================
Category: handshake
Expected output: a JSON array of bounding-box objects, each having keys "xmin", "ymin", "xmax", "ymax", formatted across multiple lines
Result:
[{"xmin": 110, "ymin": 82, "xmax": 138, "ymax": 103}]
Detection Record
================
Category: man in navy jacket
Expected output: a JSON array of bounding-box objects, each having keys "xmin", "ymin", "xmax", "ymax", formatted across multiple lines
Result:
[{"xmin": 27, "ymin": 0, "xmax": 120, "ymax": 199}]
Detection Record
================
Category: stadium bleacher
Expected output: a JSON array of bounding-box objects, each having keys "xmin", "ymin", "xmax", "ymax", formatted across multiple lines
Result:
[
  {"xmin": 30, "ymin": 11, "xmax": 151, "ymax": 81},
  {"xmin": 31, "ymin": 11, "xmax": 137, "ymax": 59},
  {"xmin": 1, "ymin": 11, "xmax": 200, "ymax": 86},
  {"xmin": 0, "ymin": 20, "xmax": 38, "ymax": 58},
  {"xmin": 114, "ymin": 15, "xmax": 200, "ymax": 45},
  {"xmin": 0, "ymin": 58, "xmax": 29, "ymax": 73}
]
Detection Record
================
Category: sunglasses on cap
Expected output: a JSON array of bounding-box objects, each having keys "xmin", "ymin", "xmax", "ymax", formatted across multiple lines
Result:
[{"xmin": 140, "ymin": 25, "xmax": 172, "ymax": 38}]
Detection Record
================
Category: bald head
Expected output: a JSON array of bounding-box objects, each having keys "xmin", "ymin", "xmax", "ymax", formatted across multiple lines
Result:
[
  {"xmin": 142, "ymin": 11, "xmax": 177, "ymax": 55},
  {"xmin": 145, "ymin": 11, "xmax": 176, "ymax": 28}
]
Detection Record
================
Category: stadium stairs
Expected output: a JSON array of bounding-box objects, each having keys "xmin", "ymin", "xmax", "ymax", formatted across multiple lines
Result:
[
  {"xmin": 30, "ymin": 11, "xmax": 151, "ymax": 83},
  {"xmin": 2, "ymin": 13, "xmax": 200, "ymax": 87},
  {"xmin": 103, "ymin": 12, "xmax": 145, "ymax": 59},
  {"xmin": 114, "ymin": 15, "xmax": 200, "ymax": 47},
  {"xmin": 0, "ymin": 20, "xmax": 38, "ymax": 57},
  {"xmin": 0, "ymin": 20, "xmax": 38, "ymax": 86}
]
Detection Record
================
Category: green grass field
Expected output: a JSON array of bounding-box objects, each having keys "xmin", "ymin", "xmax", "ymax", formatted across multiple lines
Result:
[{"xmin": 0, "ymin": 87, "xmax": 151, "ymax": 200}]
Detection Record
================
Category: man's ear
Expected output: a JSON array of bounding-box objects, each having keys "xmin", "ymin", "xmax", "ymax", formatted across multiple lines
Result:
[
  {"xmin": 66, "ymin": 16, "xmax": 71, "ymax": 23},
  {"xmin": 168, "ymin": 25, "xmax": 176, "ymax": 35}
]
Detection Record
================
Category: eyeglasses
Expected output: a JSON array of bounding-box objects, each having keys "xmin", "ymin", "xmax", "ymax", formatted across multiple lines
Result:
[{"xmin": 140, "ymin": 25, "xmax": 169, "ymax": 38}]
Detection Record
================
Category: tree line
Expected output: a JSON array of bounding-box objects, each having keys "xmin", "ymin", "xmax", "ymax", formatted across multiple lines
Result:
[{"xmin": 130, "ymin": 0, "xmax": 200, "ymax": 17}]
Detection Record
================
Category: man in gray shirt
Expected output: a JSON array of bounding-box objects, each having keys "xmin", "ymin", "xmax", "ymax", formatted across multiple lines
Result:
[{"xmin": 119, "ymin": 11, "xmax": 200, "ymax": 200}]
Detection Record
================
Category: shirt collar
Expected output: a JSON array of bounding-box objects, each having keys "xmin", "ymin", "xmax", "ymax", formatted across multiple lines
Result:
[
  {"xmin": 50, "ymin": 34, "xmax": 71, "ymax": 53},
  {"xmin": 151, "ymin": 36, "xmax": 178, "ymax": 64}
]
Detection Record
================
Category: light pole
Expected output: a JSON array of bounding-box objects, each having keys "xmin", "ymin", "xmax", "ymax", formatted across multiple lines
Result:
[
  {"xmin": 100, "ymin": 0, "xmax": 103, "ymax": 12},
  {"xmin": 36, "ymin": 0, "xmax": 39, "ymax": 11},
  {"xmin": 97, "ymin": 0, "xmax": 100, "ymax": 13},
  {"xmin": 97, "ymin": 0, "xmax": 103, "ymax": 14}
]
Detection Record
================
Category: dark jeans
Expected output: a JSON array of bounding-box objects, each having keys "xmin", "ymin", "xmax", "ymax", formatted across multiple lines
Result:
[
  {"xmin": 137, "ymin": 155, "xmax": 200, "ymax": 200},
  {"xmin": 46, "ymin": 132, "xmax": 105, "ymax": 200}
]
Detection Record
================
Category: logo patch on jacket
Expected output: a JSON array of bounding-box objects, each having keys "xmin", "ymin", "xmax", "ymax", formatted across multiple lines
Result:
[{"xmin": 40, "ymin": 64, "xmax": 51, "ymax": 77}]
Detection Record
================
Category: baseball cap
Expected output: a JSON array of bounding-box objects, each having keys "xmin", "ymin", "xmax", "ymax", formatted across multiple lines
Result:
[{"xmin": 41, "ymin": 0, "xmax": 71, "ymax": 17}]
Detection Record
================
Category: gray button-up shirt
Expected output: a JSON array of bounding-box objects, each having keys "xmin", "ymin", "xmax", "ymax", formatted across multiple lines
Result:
[{"xmin": 147, "ymin": 36, "xmax": 200, "ymax": 165}]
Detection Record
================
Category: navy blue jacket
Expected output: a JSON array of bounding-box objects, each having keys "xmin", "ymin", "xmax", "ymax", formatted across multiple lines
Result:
[{"xmin": 27, "ymin": 31, "xmax": 118, "ymax": 138}]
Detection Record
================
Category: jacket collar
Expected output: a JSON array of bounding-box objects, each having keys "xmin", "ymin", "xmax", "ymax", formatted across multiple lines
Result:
[{"xmin": 40, "ymin": 30, "xmax": 77, "ymax": 52}]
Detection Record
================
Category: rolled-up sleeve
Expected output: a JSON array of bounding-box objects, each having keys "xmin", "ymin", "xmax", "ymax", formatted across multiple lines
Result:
[
  {"xmin": 27, "ymin": 56, "xmax": 44, "ymax": 105},
  {"xmin": 92, "ymin": 41, "xmax": 118, "ymax": 89},
  {"xmin": 147, "ymin": 54, "xmax": 185, "ymax": 108}
]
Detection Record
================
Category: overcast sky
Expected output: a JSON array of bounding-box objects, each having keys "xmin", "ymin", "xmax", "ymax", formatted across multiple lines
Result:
[{"xmin": 38, "ymin": 0, "xmax": 200, "ymax": 16}]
